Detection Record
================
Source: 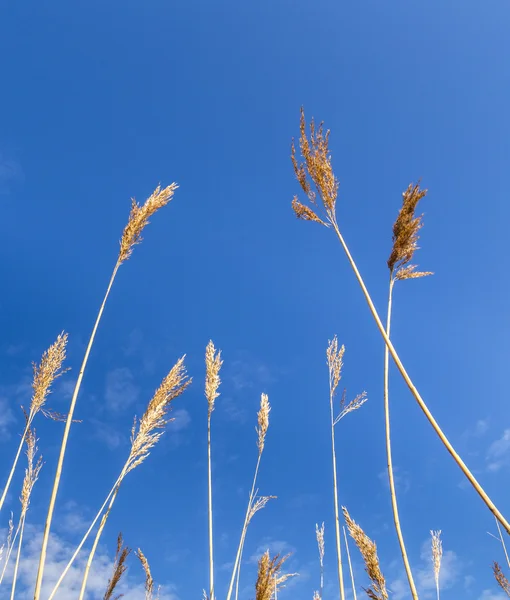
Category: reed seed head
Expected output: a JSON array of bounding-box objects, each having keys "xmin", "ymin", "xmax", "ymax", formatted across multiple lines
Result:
[
  {"xmin": 31, "ymin": 332, "xmax": 68, "ymax": 416},
  {"xmin": 335, "ymin": 391, "xmax": 368, "ymax": 425},
  {"xmin": 291, "ymin": 108, "xmax": 338, "ymax": 227},
  {"xmin": 136, "ymin": 549, "xmax": 155, "ymax": 600},
  {"xmin": 493, "ymin": 562, "xmax": 510, "ymax": 597},
  {"xmin": 430, "ymin": 530, "xmax": 443, "ymax": 591},
  {"xmin": 119, "ymin": 184, "xmax": 178, "ymax": 264},
  {"xmin": 127, "ymin": 357, "xmax": 191, "ymax": 473},
  {"xmin": 255, "ymin": 551, "xmax": 297, "ymax": 600},
  {"xmin": 343, "ymin": 507, "xmax": 388, "ymax": 600},
  {"xmin": 104, "ymin": 533, "xmax": 131, "ymax": 600},
  {"xmin": 248, "ymin": 495, "xmax": 276, "ymax": 523},
  {"xmin": 256, "ymin": 393, "xmax": 270, "ymax": 454},
  {"xmin": 387, "ymin": 182, "xmax": 432, "ymax": 280},
  {"xmin": 205, "ymin": 341, "xmax": 222, "ymax": 416},
  {"xmin": 315, "ymin": 522, "xmax": 325, "ymax": 567},
  {"xmin": 20, "ymin": 427, "xmax": 43, "ymax": 517},
  {"xmin": 327, "ymin": 336, "xmax": 344, "ymax": 398}
]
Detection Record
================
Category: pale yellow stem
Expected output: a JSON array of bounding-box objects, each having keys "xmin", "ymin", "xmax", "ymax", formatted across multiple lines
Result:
[
  {"xmin": 384, "ymin": 277, "xmax": 419, "ymax": 600},
  {"xmin": 208, "ymin": 416, "xmax": 215, "ymax": 600},
  {"xmin": 0, "ymin": 418, "xmax": 32, "ymax": 514},
  {"xmin": 9, "ymin": 516, "xmax": 25, "ymax": 600},
  {"xmin": 330, "ymin": 389, "xmax": 345, "ymax": 600},
  {"xmin": 331, "ymin": 221, "xmax": 510, "ymax": 534},
  {"xmin": 343, "ymin": 525, "xmax": 357, "ymax": 600},
  {"xmin": 0, "ymin": 516, "xmax": 22, "ymax": 585},
  {"xmin": 496, "ymin": 517, "xmax": 510, "ymax": 569},
  {"xmin": 34, "ymin": 262, "xmax": 120, "ymax": 600}
]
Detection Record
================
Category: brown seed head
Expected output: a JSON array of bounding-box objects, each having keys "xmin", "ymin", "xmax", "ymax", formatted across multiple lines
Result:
[
  {"xmin": 430, "ymin": 530, "xmax": 443, "ymax": 590},
  {"xmin": 119, "ymin": 184, "xmax": 178, "ymax": 264},
  {"xmin": 493, "ymin": 562, "xmax": 510, "ymax": 597},
  {"xmin": 136, "ymin": 549, "xmax": 155, "ymax": 600},
  {"xmin": 343, "ymin": 507, "xmax": 388, "ymax": 600},
  {"xmin": 205, "ymin": 341, "xmax": 222, "ymax": 415},
  {"xmin": 128, "ymin": 357, "xmax": 191, "ymax": 473},
  {"xmin": 256, "ymin": 393, "xmax": 270, "ymax": 454},
  {"xmin": 104, "ymin": 532, "xmax": 131, "ymax": 600},
  {"xmin": 31, "ymin": 333, "xmax": 68, "ymax": 415},
  {"xmin": 255, "ymin": 551, "xmax": 297, "ymax": 600},
  {"xmin": 387, "ymin": 183, "xmax": 431, "ymax": 280},
  {"xmin": 291, "ymin": 108, "xmax": 339, "ymax": 226}
]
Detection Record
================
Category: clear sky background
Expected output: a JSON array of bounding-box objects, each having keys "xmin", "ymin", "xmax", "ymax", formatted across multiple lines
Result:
[{"xmin": 1, "ymin": 1, "xmax": 510, "ymax": 599}]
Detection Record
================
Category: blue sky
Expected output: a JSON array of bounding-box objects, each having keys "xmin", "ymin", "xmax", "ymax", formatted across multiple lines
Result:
[{"xmin": 1, "ymin": 0, "xmax": 510, "ymax": 598}]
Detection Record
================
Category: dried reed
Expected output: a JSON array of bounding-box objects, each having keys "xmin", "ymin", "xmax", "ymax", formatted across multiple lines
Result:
[
  {"xmin": 226, "ymin": 394, "xmax": 272, "ymax": 600},
  {"xmin": 34, "ymin": 184, "xmax": 178, "ymax": 600},
  {"xmin": 343, "ymin": 507, "xmax": 387, "ymax": 600},
  {"xmin": 493, "ymin": 562, "xmax": 510, "ymax": 597},
  {"xmin": 327, "ymin": 338, "xmax": 367, "ymax": 600},
  {"xmin": 343, "ymin": 525, "xmax": 358, "ymax": 600},
  {"xmin": 136, "ymin": 548, "xmax": 159, "ymax": 600},
  {"xmin": 291, "ymin": 107, "xmax": 510, "ymax": 534},
  {"xmin": 205, "ymin": 340, "xmax": 222, "ymax": 600},
  {"xmin": 104, "ymin": 533, "xmax": 131, "ymax": 600},
  {"xmin": 254, "ymin": 551, "xmax": 297, "ymax": 600},
  {"xmin": 430, "ymin": 530, "xmax": 442, "ymax": 600},
  {"xmin": 0, "ymin": 333, "xmax": 67, "ymax": 516},
  {"xmin": 315, "ymin": 522, "xmax": 325, "ymax": 599}
]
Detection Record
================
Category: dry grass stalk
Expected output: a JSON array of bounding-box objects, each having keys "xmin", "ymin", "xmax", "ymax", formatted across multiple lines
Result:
[
  {"xmin": 343, "ymin": 507, "xmax": 388, "ymax": 600},
  {"xmin": 74, "ymin": 358, "xmax": 190, "ymax": 600},
  {"xmin": 34, "ymin": 184, "xmax": 176, "ymax": 600},
  {"xmin": 205, "ymin": 341, "xmax": 222, "ymax": 600},
  {"xmin": 103, "ymin": 533, "xmax": 131, "ymax": 600},
  {"xmin": 291, "ymin": 109, "xmax": 510, "ymax": 535},
  {"xmin": 136, "ymin": 549, "xmax": 159, "ymax": 600},
  {"xmin": 494, "ymin": 518, "xmax": 510, "ymax": 569},
  {"xmin": 493, "ymin": 562, "xmax": 510, "ymax": 597},
  {"xmin": 254, "ymin": 551, "xmax": 297, "ymax": 600},
  {"xmin": 343, "ymin": 525, "xmax": 358, "ymax": 600},
  {"xmin": 430, "ymin": 530, "xmax": 442, "ymax": 600},
  {"xmin": 227, "ymin": 395, "xmax": 273, "ymax": 600},
  {"xmin": 0, "ymin": 333, "xmax": 67, "ymax": 515},
  {"xmin": 315, "ymin": 522, "xmax": 325, "ymax": 599}
]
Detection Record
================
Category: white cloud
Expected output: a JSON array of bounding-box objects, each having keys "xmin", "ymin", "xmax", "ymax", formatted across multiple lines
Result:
[
  {"xmin": 0, "ymin": 397, "xmax": 16, "ymax": 440},
  {"xmin": 479, "ymin": 590, "xmax": 509, "ymax": 600},
  {"xmin": 167, "ymin": 409, "xmax": 191, "ymax": 433},
  {"xmin": 90, "ymin": 419, "xmax": 125, "ymax": 450},
  {"xmin": 487, "ymin": 429, "xmax": 510, "ymax": 472},
  {"xmin": 249, "ymin": 539, "xmax": 295, "ymax": 564},
  {"xmin": 104, "ymin": 368, "xmax": 139, "ymax": 412},
  {"xmin": 378, "ymin": 466, "xmax": 411, "ymax": 495}
]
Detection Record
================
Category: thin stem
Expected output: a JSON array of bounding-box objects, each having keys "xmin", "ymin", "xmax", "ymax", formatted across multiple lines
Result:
[
  {"xmin": 0, "ymin": 419, "xmax": 31, "ymax": 514},
  {"xmin": 384, "ymin": 277, "xmax": 419, "ymax": 600},
  {"xmin": 0, "ymin": 517, "xmax": 22, "ymax": 585},
  {"xmin": 343, "ymin": 525, "xmax": 357, "ymax": 600},
  {"xmin": 207, "ymin": 415, "xmax": 215, "ymax": 600},
  {"xmin": 34, "ymin": 262, "xmax": 120, "ymax": 600},
  {"xmin": 232, "ymin": 454, "xmax": 262, "ymax": 600},
  {"xmin": 330, "ymin": 220, "xmax": 510, "ymax": 534},
  {"xmin": 496, "ymin": 517, "xmax": 510, "ymax": 569},
  {"xmin": 47, "ymin": 474, "xmax": 122, "ymax": 600},
  {"xmin": 330, "ymin": 388, "xmax": 345, "ymax": 600},
  {"xmin": 10, "ymin": 516, "xmax": 25, "ymax": 600}
]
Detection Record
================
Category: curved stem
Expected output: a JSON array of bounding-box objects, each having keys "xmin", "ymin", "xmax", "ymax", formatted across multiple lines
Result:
[
  {"xmin": 47, "ymin": 474, "xmax": 122, "ymax": 600},
  {"xmin": 10, "ymin": 515, "xmax": 25, "ymax": 600},
  {"xmin": 207, "ymin": 415, "xmax": 215, "ymax": 600},
  {"xmin": 331, "ymin": 221, "xmax": 510, "ymax": 534},
  {"xmin": 384, "ymin": 277, "xmax": 418, "ymax": 600},
  {"xmin": 0, "ymin": 517, "xmax": 22, "ymax": 586},
  {"xmin": 0, "ymin": 419, "xmax": 31, "ymax": 515},
  {"xmin": 34, "ymin": 262, "xmax": 120, "ymax": 600},
  {"xmin": 343, "ymin": 525, "xmax": 357, "ymax": 600},
  {"xmin": 330, "ymin": 389, "xmax": 345, "ymax": 600}
]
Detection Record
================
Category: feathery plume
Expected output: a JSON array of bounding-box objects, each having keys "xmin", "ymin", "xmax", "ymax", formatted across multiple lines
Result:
[
  {"xmin": 104, "ymin": 533, "xmax": 131, "ymax": 600},
  {"xmin": 30, "ymin": 333, "xmax": 68, "ymax": 416},
  {"xmin": 431, "ymin": 530, "xmax": 442, "ymax": 600},
  {"xmin": 255, "ymin": 551, "xmax": 297, "ymax": 600},
  {"xmin": 247, "ymin": 495, "xmax": 276, "ymax": 523},
  {"xmin": 256, "ymin": 394, "xmax": 270, "ymax": 454},
  {"xmin": 327, "ymin": 337, "xmax": 344, "ymax": 398},
  {"xmin": 493, "ymin": 562, "xmax": 510, "ymax": 597},
  {"xmin": 343, "ymin": 508, "xmax": 388, "ymax": 600},
  {"xmin": 136, "ymin": 549, "xmax": 155, "ymax": 600},
  {"xmin": 20, "ymin": 427, "xmax": 43, "ymax": 517},
  {"xmin": 316, "ymin": 522, "xmax": 325, "ymax": 599},
  {"xmin": 205, "ymin": 341, "xmax": 222, "ymax": 414},
  {"xmin": 119, "ymin": 184, "xmax": 178, "ymax": 263}
]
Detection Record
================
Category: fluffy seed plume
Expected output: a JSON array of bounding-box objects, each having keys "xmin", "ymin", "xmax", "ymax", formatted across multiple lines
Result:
[
  {"xmin": 136, "ymin": 549, "xmax": 156, "ymax": 600},
  {"xmin": 30, "ymin": 333, "xmax": 68, "ymax": 415},
  {"xmin": 493, "ymin": 562, "xmax": 510, "ymax": 597},
  {"xmin": 255, "ymin": 551, "xmax": 297, "ymax": 600},
  {"xmin": 316, "ymin": 522, "xmax": 325, "ymax": 568},
  {"xmin": 387, "ymin": 183, "xmax": 432, "ymax": 279},
  {"xmin": 291, "ymin": 107, "xmax": 339, "ymax": 226},
  {"xmin": 256, "ymin": 394, "xmax": 270, "ymax": 454},
  {"xmin": 431, "ymin": 530, "xmax": 442, "ymax": 597},
  {"xmin": 104, "ymin": 533, "xmax": 131, "ymax": 600},
  {"xmin": 248, "ymin": 495, "xmax": 276, "ymax": 523},
  {"xmin": 20, "ymin": 427, "xmax": 43, "ymax": 517},
  {"xmin": 119, "ymin": 184, "xmax": 178, "ymax": 264},
  {"xmin": 343, "ymin": 508, "xmax": 388, "ymax": 600},
  {"xmin": 327, "ymin": 336, "xmax": 344, "ymax": 398},
  {"xmin": 205, "ymin": 341, "xmax": 222, "ymax": 415},
  {"xmin": 127, "ymin": 357, "xmax": 191, "ymax": 473}
]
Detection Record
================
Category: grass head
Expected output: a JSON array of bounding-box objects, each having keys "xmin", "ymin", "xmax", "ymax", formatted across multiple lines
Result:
[
  {"xmin": 291, "ymin": 108, "xmax": 338, "ymax": 227},
  {"xmin": 326, "ymin": 336, "xmax": 344, "ymax": 397},
  {"xmin": 104, "ymin": 533, "xmax": 131, "ymax": 600},
  {"xmin": 205, "ymin": 341, "xmax": 222, "ymax": 416},
  {"xmin": 136, "ymin": 549, "xmax": 155, "ymax": 600},
  {"xmin": 387, "ymin": 182, "xmax": 432, "ymax": 280},
  {"xmin": 255, "ymin": 551, "xmax": 297, "ymax": 600},
  {"xmin": 119, "ymin": 184, "xmax": 178, "ymax": 264},
  {"xmin": 493, "ymin": 563, "xmax": 510, "ymax": 597},
  {"xmin": 431, "ymin": 530, "xmax": 443, "ymax": 589},
  {"xmin": 20, "ymin": 426, "xmax": 43, "ymax": 517},
  {"xmin": 315, "ymin": 522, "xmax": 325, "ymax": 567},
  {"xmin": 30, "ymin": 332, "xmax": 68, "ymax": 416},
  {"xmin": 343, "ymin": 507, "xmax": 388, "ymax": 600},
  {"xmin": 256, "ymin": 393, "xmax": 270, "ymax": 454}
]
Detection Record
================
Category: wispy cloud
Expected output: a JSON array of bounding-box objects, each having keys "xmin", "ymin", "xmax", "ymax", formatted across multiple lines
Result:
[
  {"xmin": 90, "ymin": 418, "xmax": 125, "ymax": 450},
  {"xmin": 0, "ymin": 396, "xmax": 16, "ymax": 440},
  {"xmin": 104, "ymin": 367, "xmax": 140, "ymax": 412},
  {"xmin": 478, "ymin": 591, "xmax": 509, "ymax": 600},
  {"xmin": 487, "ymin": 429, "xmax": 510, "ymax": 472},
  {"xmin": 378, "ymin": 466, "xmax": 411, "ymax": 495}
]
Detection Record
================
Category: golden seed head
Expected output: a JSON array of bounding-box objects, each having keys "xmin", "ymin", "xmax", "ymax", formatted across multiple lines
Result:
[
  {"xmin": 128, "ymin": 357, "xmax": 191, "ymax": 472},
  {"xmin": 104, "ymin": 532, "xmax": 131, "ymax": 600},
  {"xmin": 343, "ymin": 507, "xmax": 388, "ymax": 600},
  {"xmin": 255, "ymin": 551, "xmax": 297, "ymax": 600},
  {"xmin": 256, "ymin": 393, "xmax": 270, "ymax": 454},
  {"xmin": 387, "ymin": 182, "xmax": 431, "ymax": 280},
  {"xmin": 326, "ymin": 336, "xmax": 344, "ymax": 398},
  {"xmin": 315, "ymin": 522, "xmax": 325, "ymax": 566},
  {"xmin": 493, "ymin": 562, "xmax": 510, "ymax": 596},
  {"xmin": 119, "ymin": 183, "xmax": 178, "ymax": 264},
  {"xmin": 31, "ymin": 332, "xmax": 68, "ymax": 415},
  {"xmin": 205, "ymin": 340, "xmax": 223, "ymax": 415},
  {"xmin": 136, "ymin": 549, "xmax": 155, "ymax": 600},
  {"xmin": 20, "ymin": 427, "xmax": 43, "ymax": 516},
  {"xmin": 291, "ymin": 108, "xmax": 339, "ymax": 226},
  {"xmin": 431, "ymin": 530, "xmax": 443, "ymax": 587}
]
